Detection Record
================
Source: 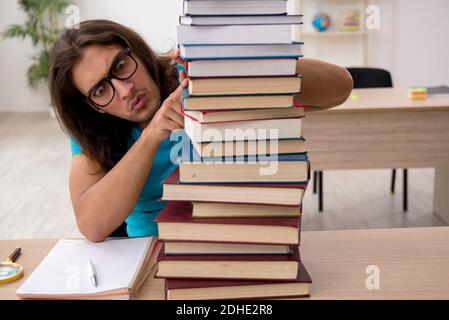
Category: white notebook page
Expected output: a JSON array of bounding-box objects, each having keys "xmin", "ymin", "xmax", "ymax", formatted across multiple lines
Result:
[{"xmin": 17, "ymin": 237, "xmax": 152, "ymax": 295}]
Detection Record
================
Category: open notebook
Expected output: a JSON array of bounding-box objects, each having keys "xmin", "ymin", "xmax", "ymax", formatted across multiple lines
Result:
[{"xmin": 16, "ymin": 237, "xmax": 161, "ymax": 300}]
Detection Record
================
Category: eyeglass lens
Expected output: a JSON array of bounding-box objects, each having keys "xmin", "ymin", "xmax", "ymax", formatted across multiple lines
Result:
[{"xmin": 90, "ymin": 53, "xmax": 137, "ymax": 107}]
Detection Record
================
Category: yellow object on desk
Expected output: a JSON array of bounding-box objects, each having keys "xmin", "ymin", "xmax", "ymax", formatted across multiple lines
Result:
[
  {"xmin": 0, "ymin": 248, "xmax": 23, "ymax": 285},
  {"xmin": 408, "ymin": 87, "xmax": 428, "ymax": 100}
]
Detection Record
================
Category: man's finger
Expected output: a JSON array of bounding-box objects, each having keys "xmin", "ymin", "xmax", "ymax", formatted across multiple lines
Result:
[
  {"xmin": 181, "ymin": 78, "xmax": 189, "ymax": 89},
  {"xmin": 167, "ymin": 109, "xmax": 185, "ymax": 127},
  {"xmin": 180, "ymin": 70, "xmax": 186, "ymax": 82},
  {"xmin": 170, "ymin": 85, "xmax": 183, "ymax": 102},
  {"xmin": 171, "ymin": 48, "xmax": 187, "ymax": 67}
]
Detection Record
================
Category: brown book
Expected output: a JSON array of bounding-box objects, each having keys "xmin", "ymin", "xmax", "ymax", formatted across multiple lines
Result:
[
  {"xmin": 183, "ymin": 105, "xmax": 305, "ymax": 123},
  {"xmin": 157, "ymin": 243, "xmax": 300, "ymax": 281},
  {"xmin": 162, "ymin": 168, "xmax": 307, "ymax": 206},
  {"xmin": 165, "ymin": 261, "xmax": 312, "ymax": 300},
  {"xmin": 155, "ymin": 201, "xmax": 302, "ymax": 245},
  {"xmin": 192, "ymin": 202, "xmax": 301, "ymax": 218},
  {"xmin": 164, "ymin": 241, "xmax": 293, "ymax": 255}
]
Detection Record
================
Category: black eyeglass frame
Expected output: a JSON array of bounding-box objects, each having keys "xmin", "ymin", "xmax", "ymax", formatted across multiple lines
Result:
[{"xmin": 85, "ymin": 48, "xmax": 139, "ymax": 109}]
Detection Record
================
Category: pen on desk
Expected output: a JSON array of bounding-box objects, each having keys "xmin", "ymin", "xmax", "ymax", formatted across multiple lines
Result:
[
  {"xmin": 7, "ymin": 247, "xmax": 21, "ymax": 263},
  {"xmin": 87, "ymin": 259, "xmax": 97, "ymax": 287}
]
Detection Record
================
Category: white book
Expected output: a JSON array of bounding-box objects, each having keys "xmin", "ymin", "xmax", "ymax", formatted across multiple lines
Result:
[
  {"xmin": 184, "ymin": 0, "xmax": 288, "ymax": 16},
  {"xmin": 180, "ymin": 43, "xmax": 303, "ymax": 60},
  {"xmin": 188, "ymin": 58, "xmax": 297, "ymax": 77},
  {"xmin": 184, "ymin": 116, "xmax": 302, "ymax": 143},
  {"xmin": 180, "ymin": 14, "xmax": 303, "ymax": 26},
  {"xmin": 177, "ymin": 25, "xmax": 293, "ymax": 45},
  {"xmin": 16, "ymin": 238, "xmax": 160, "ymax": 300}
]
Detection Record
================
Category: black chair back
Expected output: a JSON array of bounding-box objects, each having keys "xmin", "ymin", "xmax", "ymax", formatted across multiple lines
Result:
[
  {"xmin": 109, "ymin": 222, "xmax": 128, "ymax": 238},
  {"xmin": 347, "ymin": 67, "xmax": 393, "ymax": 88}
]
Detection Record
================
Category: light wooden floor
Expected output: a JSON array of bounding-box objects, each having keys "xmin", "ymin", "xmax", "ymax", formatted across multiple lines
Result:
[{"xmin": 0, "ymin": 112, "xmax": 446, "ymax": 240}]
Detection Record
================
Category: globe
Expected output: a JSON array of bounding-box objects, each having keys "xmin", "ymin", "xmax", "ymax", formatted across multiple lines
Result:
[{"xmin": 312, "ymin": 13, "xmax": 331, "ymax": 32}]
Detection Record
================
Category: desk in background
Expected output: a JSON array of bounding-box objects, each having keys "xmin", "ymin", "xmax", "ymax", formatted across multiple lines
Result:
[
  {"xmin": 302, "ymin": 87, "xmax": 449, "ymax": 223},
  {"xmin": 1, "ymin": 227, "xmax": 449, "ymax": 300}
]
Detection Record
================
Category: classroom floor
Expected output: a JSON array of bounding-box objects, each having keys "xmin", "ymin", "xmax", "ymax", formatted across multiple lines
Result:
[{"xmin": 0, "ymin": 112, "xmax": 446, "ymax": 239}]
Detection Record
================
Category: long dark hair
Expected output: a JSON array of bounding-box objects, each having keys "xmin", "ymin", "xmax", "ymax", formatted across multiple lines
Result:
[{"xmin": 49, "ymin": 20, "xmax": 179, "ymax": 173}]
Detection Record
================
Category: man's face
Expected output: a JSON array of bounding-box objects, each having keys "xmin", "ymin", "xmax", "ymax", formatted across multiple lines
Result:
[{"xmin": 71, "ymin": 44, "xmax": 161, "ymax": 128}]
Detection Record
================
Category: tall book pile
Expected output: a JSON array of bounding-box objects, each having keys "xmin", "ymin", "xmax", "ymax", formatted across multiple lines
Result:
[{"xmin": 155, "ymin": 0, "xmax": 312, "ymax": 300}]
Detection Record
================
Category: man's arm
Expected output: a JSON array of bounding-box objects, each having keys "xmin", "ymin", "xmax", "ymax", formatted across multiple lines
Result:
[
  {"xmin": 70, "ymin": 132, "xmax": 160, "ymax": 243},
  {"xmin": 70, "ymin": 87, "xmax": 184, "ymax": 242},
  {"xmin": 294, "ymin": 58, "xmax": 354, "ymax": 112},
  {"xmin": 171, "ymin": 49, "xmax": 353, "ymax": 113}
]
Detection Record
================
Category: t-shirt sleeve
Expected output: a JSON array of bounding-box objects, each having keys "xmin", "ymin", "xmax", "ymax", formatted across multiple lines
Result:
[{"xmin": 69, "ymin": 136, "xmax": 82, "ymax": 155}]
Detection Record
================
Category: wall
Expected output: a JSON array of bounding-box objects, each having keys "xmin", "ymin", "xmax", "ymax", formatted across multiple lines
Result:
[
  {"xmin": 0, "ymin": 0, "xmax": 182, "ymax": 112},
  {"xmin": 70, "ymin": 0, "xmax": 182, "ymax": 52},
  {"xmin": 0, "ymin": 0, "xmax": 52, "ymax": 112},
  {"xmin": 0, "ymin": 0, "xmax": 448, "ymax": 112},
  {"xmin": 371, "ymin": 0, "xmax": 449, "ymax": 87},
  {"xmin": 298, "ymin": 0, "xmax": 449, "ymax": 87}
]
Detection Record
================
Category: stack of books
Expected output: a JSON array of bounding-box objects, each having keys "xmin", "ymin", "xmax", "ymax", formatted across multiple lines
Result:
[{"xmin": 156, "ymin": 0, "xmax": 312, "ymax": 300}]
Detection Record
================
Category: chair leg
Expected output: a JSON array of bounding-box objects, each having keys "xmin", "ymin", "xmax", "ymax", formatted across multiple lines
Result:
[
  {"xmin": 313, "ymin": 171, "xmax": 317, "ymax": 194},
  {"xmin": 318, "ymin": 171, "xmax": 323, "ymax": 212},
  {"xmin": 403, "ymin": 169, "xmax": 408, "ymax": 212},
  {"xmin": 391, "ymin": 169, "xmax": 396, "ymax": 194}
]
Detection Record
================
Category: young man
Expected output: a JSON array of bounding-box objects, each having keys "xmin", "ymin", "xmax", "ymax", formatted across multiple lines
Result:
[{"xmin": 49, "ymin": 20, "xmax": 353, "ymax": 242}]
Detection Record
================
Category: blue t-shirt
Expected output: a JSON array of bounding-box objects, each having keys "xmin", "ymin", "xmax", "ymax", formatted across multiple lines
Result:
[{"xmin": 70, "ymin": 126, "xmax": 180, "ymax": 237}]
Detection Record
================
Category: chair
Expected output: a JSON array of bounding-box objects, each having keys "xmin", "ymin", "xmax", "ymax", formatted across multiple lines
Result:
[
  {"xmin": 109, "ymin": 222, "xmax": 128, "ymax": 238},
  {"xmin": 313, "ymin": 67, "xmax": 408, "ymax": 212}
]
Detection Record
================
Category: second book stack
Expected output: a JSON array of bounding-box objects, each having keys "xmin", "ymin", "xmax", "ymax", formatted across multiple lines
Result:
[{"xmin": 155, "ymin": 0, "xmax": 312, "ymax": 300}]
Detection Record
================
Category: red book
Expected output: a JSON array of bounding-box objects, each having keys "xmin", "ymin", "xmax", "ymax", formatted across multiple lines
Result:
[
  {"xmin": 162, "ymin": 168, "xmax": 307, "ymax": 206},
  {"xmin": 155, "ymin": 201, "xmax": 302, "ymax": 245},
  {"xmin": 157, "ymin": 243, "xmax": 301, "ymax": 281},
  {"xmin": 165, "ymin": 261, "xmax": 312, "ymax": 300}
]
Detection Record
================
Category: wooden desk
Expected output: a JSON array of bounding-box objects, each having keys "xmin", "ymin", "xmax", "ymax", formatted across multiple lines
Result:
[
  {"xmin": 1, "ymin": 227, "xmax": 449, "ymax": 300},
  {"xmin": 302, "ymin": 87, "xmax": 449, "ymax": 223}
]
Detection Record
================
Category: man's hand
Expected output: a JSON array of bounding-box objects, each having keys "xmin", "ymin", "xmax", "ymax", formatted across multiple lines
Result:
[
  {"xmin": 143, "ymin": 49, "xmax": 191, "ymax": 143},
  {"xmin": 144, "ymin": 85, "xmax": 184, "ymax": 143},
  {"xmin": 170, "ymin": 48, "xmax": 189, "ymax": 88}
]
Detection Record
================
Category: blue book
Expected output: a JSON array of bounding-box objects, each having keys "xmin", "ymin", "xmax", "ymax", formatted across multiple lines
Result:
[
  {"xmin": 179, "ymin": 42, "xmax": 303, "ymax": 61},
  {"xmin": 181, "ymin": 89, "xmax": 296, "ymax": 111},
  {"xmin": 179, "ymin": 141, "xmax": 308, "ymax": 162},
  {"xmin": 179, "ymin": 15, "xmax": 303, "ymax": 26}
]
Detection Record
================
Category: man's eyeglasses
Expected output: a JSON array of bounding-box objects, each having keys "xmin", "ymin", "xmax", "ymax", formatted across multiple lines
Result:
[{"xmin": 86, "ymin": 48, "xmax": 138, "ymax": 108}]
